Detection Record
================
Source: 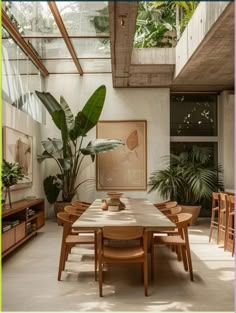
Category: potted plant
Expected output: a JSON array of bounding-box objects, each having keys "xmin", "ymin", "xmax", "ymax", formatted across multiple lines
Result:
[
  {"xmin": 2, "ymin": 160, "xmax": 26, "ymax": 208},
  {"xmin": 36, "ymin": 85, "xmax": 124, "ymax": 215},
  {"xmin": 148, "ymin": 145, "xmax": 224, "ymax": 224}
]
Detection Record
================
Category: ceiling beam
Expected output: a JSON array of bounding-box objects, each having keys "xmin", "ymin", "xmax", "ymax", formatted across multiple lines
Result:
[
  {"xmin": 48, "ymin": 2, "xmax": 83, "ymax": 75},
  {"xmin": 109, "ymin": 2, "xmax": 138, "ymax": 87},
  {"xmin": 2, "ymin": 9, "xmax": 49, "ymax": 77}
]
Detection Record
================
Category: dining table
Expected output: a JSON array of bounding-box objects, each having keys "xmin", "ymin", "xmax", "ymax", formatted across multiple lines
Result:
[{"xmin": 72, "ymin": 197, "xmax": 175, "ymax": 232}]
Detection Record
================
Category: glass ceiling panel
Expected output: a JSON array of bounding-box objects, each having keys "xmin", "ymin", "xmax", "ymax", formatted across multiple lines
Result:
[
  {"xmin": 26, "ymin": 38, "xmax": 71, "ymax": 59},
  {"xmin": 2, "ymin": 38, "xmax": 28, "ymax": 60},
  {"xmin": 57, "ymin": 1, "xmax": 109, "ymax": 36},
  {"xmin": 72, "ymin": 38, "xmax": 110, "ymax": 58},
  {"xmin": 3, "ymin": 1, "xmax": 60, "ymax": 36},
  {"xmin": 43, "ymin": 59, "xmax": 77, "ymax": 73},
  {"xmin": 79, "ymin": 59, "xmax": 111, "ymax": 73}
]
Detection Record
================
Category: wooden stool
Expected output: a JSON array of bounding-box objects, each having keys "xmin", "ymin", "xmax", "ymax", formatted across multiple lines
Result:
[
  {"xmin": 209, "ymin": 193, "xmax": 220, "ymax": 243},
  {"xmin": 218, "ymin": 193, "xmax": 227, "ymax": 245},
  {"xmin": 224, "ymin": 195, "xmax": 235, "ymax": 255}
]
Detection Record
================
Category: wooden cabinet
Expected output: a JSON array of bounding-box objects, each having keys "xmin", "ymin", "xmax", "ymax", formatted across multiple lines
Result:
[{"xmin": 2, "ymin": 199, "xmax": 45, "ymax": 258}]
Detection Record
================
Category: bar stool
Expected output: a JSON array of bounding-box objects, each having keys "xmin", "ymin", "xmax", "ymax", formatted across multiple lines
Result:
[
  {"xmin": 209, "ymin": 192, "xmax": 220, "ymax": 243},
  {"xmin": 224, "ymin": 195, "xmax": 235, "ymax": 256},
  {"xmin": 218, "ymin": 193, "xmax": 227, "ymax": 245}
]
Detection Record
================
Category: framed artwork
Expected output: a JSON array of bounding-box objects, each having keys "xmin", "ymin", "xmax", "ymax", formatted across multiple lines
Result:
[
  {"xmin": 3, "ymin": 126, "xmax": 33, "ymax": 189},
  {"xmin": 96, "ymin": 120, "xmax": 147, "ymax": 190}
]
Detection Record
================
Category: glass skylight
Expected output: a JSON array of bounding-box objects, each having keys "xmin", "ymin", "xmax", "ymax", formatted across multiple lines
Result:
[
  {"xmin": 3, "ymin": 1, "xmax": 60, "ymax": 36},
  {"xmin": 57, "ymin": 1, "xmax": 109, "ymax": 36}
]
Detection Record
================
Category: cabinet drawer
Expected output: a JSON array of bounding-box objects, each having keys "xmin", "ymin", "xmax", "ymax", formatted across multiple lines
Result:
[
  {"xmin": 2, "ymin": 228, "xmax": 15, "ymax": 252},
  {"xmin": 15, "ymin": 222, "xmax": 26, "ymax": 243},
  {"xmin": 37, "ymin": 211, "xmax": 45, "ymax": 228}
]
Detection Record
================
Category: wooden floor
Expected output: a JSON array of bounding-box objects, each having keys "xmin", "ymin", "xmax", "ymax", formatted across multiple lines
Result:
[{"xmin": 2, "ymin": 218, "xmax": 234, "ymax": 312}]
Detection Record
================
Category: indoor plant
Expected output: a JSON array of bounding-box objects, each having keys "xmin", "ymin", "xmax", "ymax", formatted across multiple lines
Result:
[
  {"xmin": 148, "ymin": 145, "xmax": 224, "ymax": 224},
  {"xmin": 36, "ymin": 85, "xmax": 124, "ymax": 213},
  {"xmin": 2, "ymin": 160, "xmax": 26, "ymax": 208}
]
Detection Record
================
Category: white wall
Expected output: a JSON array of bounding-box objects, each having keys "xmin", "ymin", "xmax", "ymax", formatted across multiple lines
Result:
[
  {"xmin": 218, "ymin": 90, "xmax": 235, "ymax": 190},
  {"xmin": 2, "ymin": 102, "xmax": 44, "ymax": 203},
  {"xmin": 43, "ymin": 74, "xmax": 170, "ymax": 216}
]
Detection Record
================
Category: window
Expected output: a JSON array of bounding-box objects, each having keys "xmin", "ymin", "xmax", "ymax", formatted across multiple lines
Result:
[
  {"xmin": 170, "ymin": 93, "xmax": 219, "ymax": 214},
  {"xmin": 170, "ymin": 94, "xmax": 217, "ymax": 136},
  {"xmin": 2, "ymin": 29, "xmax": 44, "ymax": 123}
]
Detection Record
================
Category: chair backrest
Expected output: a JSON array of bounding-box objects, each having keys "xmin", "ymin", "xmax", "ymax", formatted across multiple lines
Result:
[
  {"xmin": 102, "ymin": 226, "xmax": 144, "ymax": 240},
  {"xmin": 57, "ymin": 212, "xmax": 77, "ymax": 239},
  {"xmin": 169, "ymin": 213, "xmax": 192, "ymax": 241},
  {"xmin": 154, "ymin": 200, "xmax": 170, "ymax": 208},
  {"xmin": 212, "ymin": 192, "xmax": 220, "ymax": 208},
  {"xmin": 159, "ymin": 201, "xmax": 178, "ymax": 210},
  {"xmin": 72, "ymin": 200, "xmax": 91, "ymax": 208},
  {"xmin": 64, "ymin": 205, "xmax": 85, "ymax": 217},
  {"xmin": 170, "ymin": 205, "xmax": 182, "ymax": 215}
]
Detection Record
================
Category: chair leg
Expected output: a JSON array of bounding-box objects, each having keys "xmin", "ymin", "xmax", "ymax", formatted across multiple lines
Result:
[
  {"xmin": 143, "ymin": 258, "xmax": 148, "ymax": 297},
  {"xmin": 224, "ymin": 214, "xmax": 229, "ymax": 251},
  {"xmin": 209, "ymin": 210, "xmax": 215, "ymax": 242},
  {"xmin": 181, "ymin": 246, "xmax": 188, "ymax": 272},
  {"xmin": 185, "ymin": 244, "xmax": 194, "ymax": 281},
  {"xmin": 151, "ymin": 241, "xmax": 155, "ymax": 281},
  {"xmin": 99, "ymin": 261, "xmax": 103, "ymax": 297},
  {"xmin": 94, "ymin": 232, "xmax": 98, "ymax": 281},
  {"xmin": 176, "ymin": 246, "xmax": 182, "ymax": 261},
  {"xmin": 58, "ymin": 243, "xmax": 67, "ymax": 281}
]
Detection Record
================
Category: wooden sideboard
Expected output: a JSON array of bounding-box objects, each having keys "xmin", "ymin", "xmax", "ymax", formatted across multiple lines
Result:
[{"xmin": 2, "ymin": 198, "xmax": 45, "ymax": 258}]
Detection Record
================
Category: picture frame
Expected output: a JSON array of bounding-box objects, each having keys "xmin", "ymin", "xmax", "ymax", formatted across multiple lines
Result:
[
  {"xmin": 96, "ymin": 120, "xmax": 147, "ymax": 191},
  {"xmin": 3, "ymin": 126, "xmax": 33, "ymax": 189}
]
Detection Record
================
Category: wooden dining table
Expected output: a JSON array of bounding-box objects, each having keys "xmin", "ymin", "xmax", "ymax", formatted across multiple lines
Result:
[{"xmin": 72, "ymin": 198, "xmax": 175, "ymax": 231}]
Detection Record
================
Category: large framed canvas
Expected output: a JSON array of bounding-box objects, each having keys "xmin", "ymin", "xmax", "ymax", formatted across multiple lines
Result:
[
  {"xmin": 3, "ymin": 126, "xmax": 33, "ymax": 189},
  {"xmin": 96, "ymin": 120, "xmax": 147, "ymax": 190}
]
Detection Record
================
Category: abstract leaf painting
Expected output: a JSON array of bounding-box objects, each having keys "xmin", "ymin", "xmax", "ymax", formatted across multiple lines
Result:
[
  {"xmin": 3, "ymin": 126, "xmax": 33, "ymax": 189},
  {"xmin": 96, "ymin": 120, "xmax": 147, "ymax": 190}
]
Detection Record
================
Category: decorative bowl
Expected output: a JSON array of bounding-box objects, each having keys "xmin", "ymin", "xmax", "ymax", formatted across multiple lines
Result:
[{"xmin": 106, "ymin": 192, "xmax": 123, "ymax": 200}]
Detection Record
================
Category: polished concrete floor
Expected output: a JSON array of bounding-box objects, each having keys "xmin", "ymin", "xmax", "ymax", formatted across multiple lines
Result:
[{"xmin": 2, "ymin": 218, "xmax": 234, "ymax": 312}]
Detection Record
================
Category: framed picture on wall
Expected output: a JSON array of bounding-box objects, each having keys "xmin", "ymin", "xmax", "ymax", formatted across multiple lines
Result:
[
  {"xmin": 3, "ymin": 126, "xmax": 33, "ymax": 189},
  {"xmin": 96, "ymin": 120, "xmax": 147, "ymax": 191}
]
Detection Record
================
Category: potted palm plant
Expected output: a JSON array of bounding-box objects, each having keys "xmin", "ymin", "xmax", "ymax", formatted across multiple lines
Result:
[
  {"xmin": 36, "ymin": 85, "xmax": 124, "ymax": 215},
  {"xmin": 2, "ymin": 160, "xmax": 26, "ymax": 208},
  {"xmin": 148, "ymin": 145, "xmax": 224, "ymax": 224}
]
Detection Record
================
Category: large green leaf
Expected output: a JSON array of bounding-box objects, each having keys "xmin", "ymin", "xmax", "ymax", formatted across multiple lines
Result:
[
  {"xmin": 35, "ymin": 91, "xmax": 61, "ymax": 119},
  {"xmin": 43, "ymin": 175, "xmax": 62, "ymax": 204},
  {"xmin": 41, "ymin": 138, "xmax": 63, "ymax": 157},
  {"xmin": 80, "ymin": 139, "xmax": 124, "ymax": 155},
  {"xmin": 60, "ymin": 96, "xmax": 74, "ymax": 130},
  {"xmin": 70, "ymin": 85, "xmax": 106, "ymax": 139}
]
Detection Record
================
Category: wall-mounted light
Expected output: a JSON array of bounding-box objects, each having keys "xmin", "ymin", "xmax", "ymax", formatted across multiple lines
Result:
[{"xmin": 119, "ymin": 15, "xmax": 127, "ymax": 27}]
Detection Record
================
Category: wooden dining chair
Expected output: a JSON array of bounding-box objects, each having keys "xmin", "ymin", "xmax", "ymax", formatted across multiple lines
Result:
[
  {"xmin": 209, "ymin": 192, "xmax": 220, "ymax": 243},
  {"xmin": 57, "ymin": 212, "xmax": 95, "ymax": 281},
  {"xmin": 151, "ymin": 213, "xmax": 194, "ymax": 281},
  {"xmin": 224, "ymin": 195, "xmax": 235, "ymax": 255},
  {"xmin": 64, "ymin": 205, "xmax": 87, "ymax": 216},
  {"xmin": 97, "ymin": 226, "xmax": 149, "ymax": 297}
]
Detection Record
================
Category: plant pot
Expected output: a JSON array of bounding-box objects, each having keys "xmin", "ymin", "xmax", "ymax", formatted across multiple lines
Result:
[
  {"xmin": 180, "ymin": 205, "xmax": 201, "ymax": 225},
  {"xmin": 54, "ymin": 201, "xmax": 71, "ymax": 217}
]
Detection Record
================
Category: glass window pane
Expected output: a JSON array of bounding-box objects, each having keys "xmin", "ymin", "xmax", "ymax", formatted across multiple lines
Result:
[
  {"xmin": 43, "ymin": 59, "xmax": 77, "ymax": 73},
  {"xmin": 2, "ymin": 37, "xmax": 27, "ymax": 60},
  {"xmin": 72, "ymin": 38, "xmax": 110, "ymax": 58},
  {"xmin": 26, "ymin": 38, "xmax": 71, "ymax": 59},
  {"xmin": 57, "ymin": 1, "xmax": 109, "ymax": 36},
  {"xmin": 170, "ymin": 94, "xmax": 217, "ymax": 136},
  {"xmin": 4, "ymin": 2, "xmax": 60, "ymax": 36},
  {"xmin": 79, "ymin": 59, "xmax": 111, "ymax": 72}
]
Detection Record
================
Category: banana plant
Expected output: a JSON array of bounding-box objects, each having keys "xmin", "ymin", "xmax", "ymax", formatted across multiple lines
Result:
[{"xmin": 36, "ymin": 85, "xmax": 124, "ymax": 204}]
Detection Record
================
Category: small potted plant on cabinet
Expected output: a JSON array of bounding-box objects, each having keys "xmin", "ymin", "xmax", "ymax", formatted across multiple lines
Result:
[
  {"xmin": 148, "ymin": 145, "xmax": 224, "ymax": 224},
  {"xmin": 2, "ymin": 160, "xmax": 26, "ymax": 208}
]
